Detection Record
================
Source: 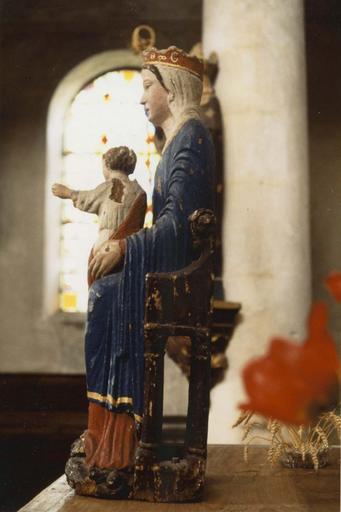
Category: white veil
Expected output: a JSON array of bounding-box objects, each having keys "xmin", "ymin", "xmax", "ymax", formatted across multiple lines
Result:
[{"xmin": 152, "ymin": 64, "xmax": 203, "ymax": 153}]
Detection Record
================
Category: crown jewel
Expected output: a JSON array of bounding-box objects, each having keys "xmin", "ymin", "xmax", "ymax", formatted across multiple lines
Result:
[{"xmin": 143, "ymin": 46, "xmax": 203, "ymax": 80}]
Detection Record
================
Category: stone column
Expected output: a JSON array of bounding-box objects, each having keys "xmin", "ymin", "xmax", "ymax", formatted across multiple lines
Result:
[{"xmin": 203, "ymin": 0, "xmax": 311, "ymax": 442}]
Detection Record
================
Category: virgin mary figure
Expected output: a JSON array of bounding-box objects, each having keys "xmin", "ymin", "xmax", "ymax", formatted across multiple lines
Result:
[{"xmin": 81, "ymin": 46, "xmax": 215, "ymax": 473}]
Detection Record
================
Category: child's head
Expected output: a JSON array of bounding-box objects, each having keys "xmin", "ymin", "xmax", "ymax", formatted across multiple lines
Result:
[{"xmin": 102, "ymin": 146, "xmax": 137, "ymax": 179}]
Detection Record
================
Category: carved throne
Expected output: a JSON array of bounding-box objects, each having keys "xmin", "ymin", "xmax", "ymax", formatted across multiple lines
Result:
[
  {"xmin": 65, "ymin": 208, "xmax": 240, "ymax": 501},
  {"xmin": 132, "ymin": 208, "xmax": 216, "ymax": 502}
]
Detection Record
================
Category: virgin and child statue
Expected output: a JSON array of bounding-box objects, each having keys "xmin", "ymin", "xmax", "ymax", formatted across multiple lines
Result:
[{"xmin": 63, "ymin": 45, "xmax": 216, "ymax": 498}]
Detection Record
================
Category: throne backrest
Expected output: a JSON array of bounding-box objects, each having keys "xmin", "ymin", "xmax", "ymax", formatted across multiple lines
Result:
[{"xmin": 144, "ymin": 209, "xmax": 216, "ymax": 327}]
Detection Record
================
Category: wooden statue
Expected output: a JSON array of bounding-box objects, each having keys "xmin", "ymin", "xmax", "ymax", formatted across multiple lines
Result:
[{"xmin": 65, "ymin": 46, "xmax": 217, "ymax": 501}]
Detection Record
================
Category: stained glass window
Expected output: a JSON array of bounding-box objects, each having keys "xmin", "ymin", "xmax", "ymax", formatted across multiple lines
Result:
[{"xmin": 59, "ymin": 69, "xmax": 159, "ymax": 312}]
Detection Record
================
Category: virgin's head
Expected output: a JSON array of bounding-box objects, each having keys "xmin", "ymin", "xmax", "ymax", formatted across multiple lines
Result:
[{"xmin": 140, "ymin": 46, "xmax": 203, "ymax": 128}]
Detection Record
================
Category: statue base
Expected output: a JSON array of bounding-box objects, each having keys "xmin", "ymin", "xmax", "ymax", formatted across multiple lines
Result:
[
  {"xmin": 65, "ymin": 434, "xmax": 133, "ymax": 499},
  {"xmin": 65, "ymin": 435, "xmax": 206, "ymax": 502}
]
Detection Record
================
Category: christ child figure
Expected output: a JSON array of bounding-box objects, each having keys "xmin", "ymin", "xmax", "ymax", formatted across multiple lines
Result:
[{"xmin": 52, "ymin": 146, "xmax": 147, "ymax": 283}]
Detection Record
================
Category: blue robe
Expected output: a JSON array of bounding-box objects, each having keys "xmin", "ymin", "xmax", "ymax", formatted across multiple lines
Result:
[{"xmin": 85, "ymin": 118, "xmax": 215, "ymax": 424}]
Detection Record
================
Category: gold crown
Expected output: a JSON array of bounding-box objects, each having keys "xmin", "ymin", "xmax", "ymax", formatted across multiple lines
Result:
[{"xmin": 142, "ymin": 46, "xmax": 203, "ymax": 80}]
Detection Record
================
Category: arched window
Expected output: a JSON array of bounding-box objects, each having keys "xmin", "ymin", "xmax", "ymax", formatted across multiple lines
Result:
[
  {"xmin": 60, "ymin": 69, "xmax": 158, "ymax": 312},
  {"xmin": 44, "ymin": 50, "xmax": 158, "ymax": 316}
]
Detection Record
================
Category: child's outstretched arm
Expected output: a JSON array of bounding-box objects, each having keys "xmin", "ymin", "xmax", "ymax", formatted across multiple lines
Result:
[
  {"xmin": 52, "ymin": 183, "xmax": 77, "ymax": 201},
  {"xmin": 52, "ymin": 182, "xmax": 108, "ymax": 214}
]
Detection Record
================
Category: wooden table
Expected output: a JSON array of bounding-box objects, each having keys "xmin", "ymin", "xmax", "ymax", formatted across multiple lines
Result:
[{"xmin": 19, "ymin": 445, "xmax": 340, "ymax": 512}]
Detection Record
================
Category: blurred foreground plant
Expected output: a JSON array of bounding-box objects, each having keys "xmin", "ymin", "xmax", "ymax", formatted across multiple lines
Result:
[
  {"xmin": 325, "ymin": 271, "xmax": 341, "ymax": 302},
  {"xmin": 236, "ymin": 271, "xmax": 341, "ymax": 469},
  {"xmin": 234, "ymin": 409, "xmax": 340, "ymax": 470}
]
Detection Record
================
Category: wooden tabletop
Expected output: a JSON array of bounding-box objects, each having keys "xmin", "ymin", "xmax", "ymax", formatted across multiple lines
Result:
[{"xmin": 19, "ymin": 445, "xmax": 340, "ymax": 512}]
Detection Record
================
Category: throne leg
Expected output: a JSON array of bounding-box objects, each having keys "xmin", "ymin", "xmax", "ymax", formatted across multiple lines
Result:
[
  {"xmin": 180, "ymin": 328, "xmax": 210, "ymax": 500},
  {"xmin": 133, "ymin": 328, "xmax": 166, "ymax": 500},
  {"xmin": 186, "ymin": 328, "xmax": 210, "ymax": 456}
]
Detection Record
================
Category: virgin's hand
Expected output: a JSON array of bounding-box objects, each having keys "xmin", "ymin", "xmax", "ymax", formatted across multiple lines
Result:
[{"xmin": 89, "ymin": 240, "xmax": 123, "ymax": 280}]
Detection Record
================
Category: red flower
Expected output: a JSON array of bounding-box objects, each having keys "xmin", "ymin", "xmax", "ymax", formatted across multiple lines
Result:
[
  {"xmin": 325, "ymin": 271, "xmax": 341, "ymax": 302},
  {"xmin": 240, "ymin": 302, "xmax": 340, "ymax": 425}
]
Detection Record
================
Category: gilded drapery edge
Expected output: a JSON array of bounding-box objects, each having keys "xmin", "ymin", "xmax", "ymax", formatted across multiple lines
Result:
[{"xmin": 87, "ymin": 390, "xmax": 143, "ymax": 422}]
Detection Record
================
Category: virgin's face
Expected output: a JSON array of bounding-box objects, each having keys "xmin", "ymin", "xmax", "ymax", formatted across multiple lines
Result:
[{"xmin": 140, "ymin": 69, "xmax": 171, "ymax": 127}]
